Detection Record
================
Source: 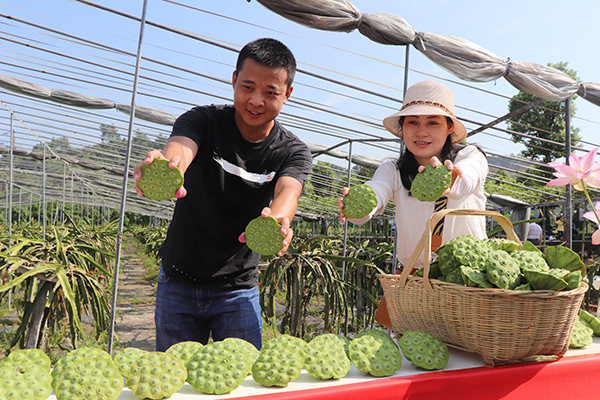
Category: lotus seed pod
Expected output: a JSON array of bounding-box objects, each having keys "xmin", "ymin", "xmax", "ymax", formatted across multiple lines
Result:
[
  {"xmin": 302, "ymin": 339, "xmax": 351, "ymax": 380},
  {"xmin": 51, "ymin": 347, "xmax": 123, "ymax": 400},
  {"xmin": 449, "ymin": 235, "xmax": 490, "ymax": 271},
  {"xmin": 435, "ymin": 244, "xmax": 462, "ymax": 276},
  {"xmin": 262, "ymin": 334, "xmax": 307, "ymax": 353},
  {"xmin": 355, "ymin": 328, "xmax": 396, "ymax": 345},
  {"xmin": 564, "ymin": 270, "xmax": 582, "ymax": 290},
  {"xmin": 165, "ymin": 341, "xmax": 203, "ymax": 365},
  {"xmin": 342, "ymin": 184, "xmax": 378, "ymax": 219},
  {"xmin": 398, "ymin": 330, "xmax": 449, "ymax": 371},
  {"xmin": 138, "ymin": 158, "xmax": 184, "ymax": 201},
  {"xmin": 113, "ymin": 347, "xmax": 148, "ymax": 378},
  {"xmin": 485, "ymin": 249, "xmax": 522, "ymax": 289},
  {"xmin": 252, "ymin": 340, "xmax": 303, "ymax": 387},
  {"xmin": 348, "ymin": 334, "xmax": 401, "ymax": 377},
  {"xmin": 0, "ymin": 349, "xmax": 52, "ymax": 400},
  {"xmin": 186, "ymin": 340, "xmax": 254, "ymax": 395},
  {"xmin": 410, "ymin": 164, "xmax": 452, "ymax": 202},
  {"xmin": 126, "ymin": 352, "xmax": 186, "ymax": 400},
  {"xmin": 486, "ymin": 238, "xmax": 520, "ymax": 253},
  {"xmin": 522, "ymin": 268, "xmax": 569, "ymax": 291},
  {"xmin": 569, "ymin": 317, "xmax": 594, "ymax": 348},
  {"xmin": 244, "ymin": 216, "xmax": 285, "ymax": 256},
  {"xmin": 579, "ymin": 310, "xmax": 600, "ymax": 336},
  {"xmin": 310, "ymin": 333, "xmax": 351, "ymax": 357},
  {"xmin": 511, "ymin": 250, "xmax": 549, "ymax": 272},
  {"xmin": 222, "ymin": 337, "xmax": 259, "ymax": 365}
]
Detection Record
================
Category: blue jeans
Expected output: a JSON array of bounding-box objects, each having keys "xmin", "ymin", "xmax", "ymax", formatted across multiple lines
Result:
[{"xmin": 154, "ymin": 267, "xmax": 262, "ymax": 351}]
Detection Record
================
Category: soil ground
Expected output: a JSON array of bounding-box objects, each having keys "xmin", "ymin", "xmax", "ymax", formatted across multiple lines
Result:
[{"xmin": 113, "ymin": 239, "xmax": 157, "ymax": 352}]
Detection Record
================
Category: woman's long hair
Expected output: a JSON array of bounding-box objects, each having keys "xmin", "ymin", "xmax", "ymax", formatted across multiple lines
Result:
[{"xmin": 395, "ymin": 116, "xmax": 459, "ymax": 194}]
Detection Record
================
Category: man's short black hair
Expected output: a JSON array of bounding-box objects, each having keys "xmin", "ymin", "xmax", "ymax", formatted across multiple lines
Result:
[{"xmin": 236, "ymin": 38, "xmax": 296, "ymax": 88}]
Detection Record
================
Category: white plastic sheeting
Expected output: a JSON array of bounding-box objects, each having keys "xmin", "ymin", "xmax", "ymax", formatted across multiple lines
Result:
[{"xmin": 255, "ymin": 0, "xmax": 600, "ymax": 105}]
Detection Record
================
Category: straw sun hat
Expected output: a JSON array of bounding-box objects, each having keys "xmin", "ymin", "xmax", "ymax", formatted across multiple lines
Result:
[{"xmin": 382, "ymin": 81, "xmax": 467, "ymax": 144}]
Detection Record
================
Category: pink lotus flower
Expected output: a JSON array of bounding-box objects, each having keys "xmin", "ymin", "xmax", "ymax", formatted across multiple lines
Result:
[
  {"xmin": 583, "ymin": 201, "xmax": 600, "ymax": 245},
  {"xmin": 547, "ymin": 148, "xmax": 600, "ymax": 245},
  {"xmin": 547, "ymin": 148, "xmax": 600, "ymax": 191}
]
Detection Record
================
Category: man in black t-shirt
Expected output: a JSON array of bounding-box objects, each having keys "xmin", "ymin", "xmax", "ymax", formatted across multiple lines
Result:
[{"xmin": 133, "ymin": 38, "xmax": 312, "ymax": 351}]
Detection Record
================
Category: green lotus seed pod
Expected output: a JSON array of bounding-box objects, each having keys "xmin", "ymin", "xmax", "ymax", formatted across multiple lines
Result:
[
  {"xmin": 302, "ymin": 339, "xmax": 351, "ymax": 380},
  {"xmin": 262, "ymin": 334, "xmax": 307, "ymax": 353},
  {"xmin": 411, "ymin": 164, "xmax": 452, "ymax": 202},
  {"xmin": 138, "ymin": 158, "xmax": 184, "ymax": 201},
  {"xmin": 570, "ymin": 317, "xmax": 594, "ymax": 348},
  {"xmin": 511, "ymin": 250, "xmax": 549, "ymax": 272},
  {"xmin": 113, "ymin": 347, "xmax": 148, "ymax": 378},
  {"xmin": 449, "ymin": 235, "xmax": 490, "ymax": 271},
  {"xmin": 222, "ymin": 337, "xmax": 259, "ymax": 365},
  {"xmin": 342, "ymin": 184, "xmax": 378, "ymax": 219},
  {"xmin": 52, "ymin": 347, "xmax": 123, "ymax": 400},
  {"xmin": 0, "ymin": 349, "xmax": 52, "ymax": 400},
  {"xmin": 165, "ymin": 341, "xmax": 203, "ymax": 365},
  {"xmin": 186, "ymin": 340, "xmax": 254, "ymax": 395},
  {"xmin": 348, "ymin": 334, "xmax": 401, "ymax": 377},
  {"xmin": 485, "ymin": 249, "xmax": 522, "ymax": 289},
  {"xmin": 126, "ymin": 352, "xmax": 186, "ymax": 399},
  {"xmin": 252, "ymin": 339, "xmax": 304, "ymax": 387},
  {"xmin": 244, "ymin": 216, "xmax": 285, "ymax": 256},
  {"xmin": 310, "ymin": 333, "xmax": 351, "ymax": 357},
  {"xmin": 486, "ymin": 238, "xmax": 520, "ymax": 253},
  {"xmin": 399, "ymin": 330, "xmax": 449, "ymax": 371}
]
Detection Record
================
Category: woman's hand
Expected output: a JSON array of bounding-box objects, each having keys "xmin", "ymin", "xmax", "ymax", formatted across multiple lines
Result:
[
  {"xmin": 336, "ymin": 187, "xmax": 350, "ymax": 223},
  {"xmin": 417, "ymin": 156, "xmax": 464, "ymax": 195}
]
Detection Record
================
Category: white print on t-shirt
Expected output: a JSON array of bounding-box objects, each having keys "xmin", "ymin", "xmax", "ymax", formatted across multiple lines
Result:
[{"xmin": 213, "ymin": 155, "xmax": 276, "ymax": 184}]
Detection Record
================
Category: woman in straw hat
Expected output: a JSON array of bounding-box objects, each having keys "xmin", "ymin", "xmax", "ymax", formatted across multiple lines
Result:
[{"xmin": 337, "ymin": 80, "xmax": 488, "ymax": 268}]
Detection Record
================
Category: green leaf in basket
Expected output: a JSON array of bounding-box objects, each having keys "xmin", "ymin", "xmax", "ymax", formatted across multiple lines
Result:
[
  {"xmin": 522, "ymin": 268, "xmax": 569, "ymax": 291},
  {"xmin": 460, "ymin": 265, "xmax": 494, "ymax": 288},
  {"xmin": 544, "ymin": 246, "xmax": 586, "ymax": 277}
]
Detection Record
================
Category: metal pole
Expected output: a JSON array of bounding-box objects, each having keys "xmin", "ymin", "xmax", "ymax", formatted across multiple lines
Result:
[
  {"xmin": 391, "ymin": 45, "xmax": 411, "ymax": 274},
  {"xmin": 8, "ymin": 113, "xmax": 14, "ymax": 239},
  {"xmin": 341, "ymin": 140, "xmax": 353, "ymax": 281},
  {"xmin": 564, "ymin": 97, "xmax": 572, "ymax": 249},
  {"xmin": 108, "ymin": 0, "xmax": 149, "ymax": 355},
  {"xmin": 42, "ymin": 146, "xmax": 46, "ymax": 240}
]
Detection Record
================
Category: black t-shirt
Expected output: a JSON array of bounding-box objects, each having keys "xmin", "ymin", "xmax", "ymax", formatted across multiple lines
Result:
[{"xmin": 160, "ymin": 104, "xmax": 312, "ymax": 289}]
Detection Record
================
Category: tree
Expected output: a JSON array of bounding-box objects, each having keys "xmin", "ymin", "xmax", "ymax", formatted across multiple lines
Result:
[{"xmin": 507, "ymin": 62, "xmax": 581, "ymax": 164}]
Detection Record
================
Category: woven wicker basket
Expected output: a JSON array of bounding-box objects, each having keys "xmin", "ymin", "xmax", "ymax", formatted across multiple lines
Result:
[{"xmin": 378, "ymin": 209, "xmax": 587, "ymax": 366}]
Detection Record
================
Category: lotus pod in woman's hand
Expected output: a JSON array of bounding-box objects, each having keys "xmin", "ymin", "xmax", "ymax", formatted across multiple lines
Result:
[
  {"xmin": 411, "ymin": 164, "xmax": 452, "ymax": 202},
  {"xmin": 343, "ymin": 184, "xmax": 377, "ymax": 219}
]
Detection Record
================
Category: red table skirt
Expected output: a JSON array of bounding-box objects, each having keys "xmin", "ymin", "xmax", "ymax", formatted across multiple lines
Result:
[{"xmin": 239, "ymin": 353, "xmax": 600, "ymax": 400}]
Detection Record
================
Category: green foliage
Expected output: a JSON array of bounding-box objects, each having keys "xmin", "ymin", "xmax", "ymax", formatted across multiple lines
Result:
[
  {"xmin": 259, "ymin": 235, "xmax": 391, "ymax": 339},
  {"xmin": 0, "ymin": 218, "xmax": 118, "ymax": 350}
]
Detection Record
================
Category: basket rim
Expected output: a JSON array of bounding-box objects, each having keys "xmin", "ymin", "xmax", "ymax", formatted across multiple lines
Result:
[{"xmin": 379, "ymin": 273, "xmax": 589, "ymax": 298}]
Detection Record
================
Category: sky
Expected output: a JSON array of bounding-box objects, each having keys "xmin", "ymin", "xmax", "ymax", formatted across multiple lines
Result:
[{"xmin": 1, "ymin": 0, "xmax": 599, "ymax": 168}]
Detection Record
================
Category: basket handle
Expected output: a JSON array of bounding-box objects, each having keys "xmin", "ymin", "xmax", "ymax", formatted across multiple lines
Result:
[{"xmin": 398, "ymin": 209, "xmax": 522, "ymax": 292}]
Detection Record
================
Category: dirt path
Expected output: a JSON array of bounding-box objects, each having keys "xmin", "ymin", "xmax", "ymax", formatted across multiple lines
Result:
[{"xmin": 113, "ymin": 238, "xmax": 156, "ymax": 352}]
